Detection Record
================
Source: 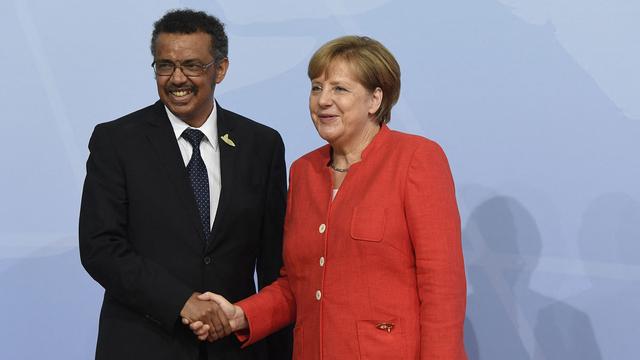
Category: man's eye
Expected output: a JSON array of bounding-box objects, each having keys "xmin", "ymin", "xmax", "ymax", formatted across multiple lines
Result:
[
  {"xmin": 183, "ymin": 64, "xmax": 203, "ymax": 71},
  {"xmin": 157, "ymin": 63, "xmax": 174, "ymax": 70}
]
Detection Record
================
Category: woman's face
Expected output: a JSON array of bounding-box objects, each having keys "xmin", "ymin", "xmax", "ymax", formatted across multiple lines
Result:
[{"xmin": 309, "ymin": 60, "xmax": 382, "ymax": 148}]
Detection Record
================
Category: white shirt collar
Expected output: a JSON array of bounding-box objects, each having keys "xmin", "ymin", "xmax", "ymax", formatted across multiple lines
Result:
[{"xmin": 165, "ymin": 102, "xmax": 219, "ymax": 151}]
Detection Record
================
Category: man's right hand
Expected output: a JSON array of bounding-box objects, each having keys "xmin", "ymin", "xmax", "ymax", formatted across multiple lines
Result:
[
  {"xmin": 180, "ymin": 292, "xmax": 231, "ymax": 341},
  {"xmin": 186, "ymin": 292, "xmax": 248, "ymax": 342}
]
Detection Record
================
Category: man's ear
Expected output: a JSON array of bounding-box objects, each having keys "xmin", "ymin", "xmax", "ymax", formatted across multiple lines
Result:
[{"xmin": 214, "ymin": 57, "xmax": 229, "ymax": 84}]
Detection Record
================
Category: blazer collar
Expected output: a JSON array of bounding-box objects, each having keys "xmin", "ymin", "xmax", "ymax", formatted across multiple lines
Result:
[
  {"xmin": 215, "ymin": 101, "xmax": 237, "ymax": 146},
  {"xmin": 144, "ymin": 100, "xmax": 170, "ymax": 127},
  {"xmin": 144, "ymin": 100, "xmax": 239, "ymax": 252},
  {"xmin": 143, "ymin": 100, "xmax": 208, "ymax": 251},
  {"xmin": 207, "ymin": 103, "xmax": 237, "ymax": 252},
  {"xmin": 361, "ymin": 123, "xmax": 390, "ymax": 160},
  {"xmin": 322, "ymin": 123, "xmax": 391, "ymax": 169}
]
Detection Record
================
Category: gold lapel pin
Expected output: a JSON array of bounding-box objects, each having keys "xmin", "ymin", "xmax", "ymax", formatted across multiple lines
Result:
[{"xmin": 220, "ymin": 133, "xmax": 236, "ymax": 147}]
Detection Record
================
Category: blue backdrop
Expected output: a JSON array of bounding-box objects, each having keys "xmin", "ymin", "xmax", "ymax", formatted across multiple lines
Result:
[{"xmin": 1, "ymin": 1, "xmax": 639, "ymax": 359}]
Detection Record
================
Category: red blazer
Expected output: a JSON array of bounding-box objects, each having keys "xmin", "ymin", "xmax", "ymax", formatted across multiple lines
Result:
[{"xmin": 238, "ymin": 125, "xmax": 467, "ymax": 359}]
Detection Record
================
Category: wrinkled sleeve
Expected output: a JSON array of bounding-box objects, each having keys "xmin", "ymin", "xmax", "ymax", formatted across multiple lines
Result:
[
  {"xmin": 255, "ymin": 131, "xmax": 293, "ymax": 358},
  {"xmin": 404, "ymin": 140, "xmax": 467, "ymax": 359}
]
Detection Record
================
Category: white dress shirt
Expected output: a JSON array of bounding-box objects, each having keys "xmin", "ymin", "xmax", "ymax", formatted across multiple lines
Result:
[{"xmin": 165, "ymin": 103, "xmax": 221, "ymax": 230}]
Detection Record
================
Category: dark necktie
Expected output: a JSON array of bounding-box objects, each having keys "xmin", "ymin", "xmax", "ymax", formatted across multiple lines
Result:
[{"xmin": 181, "ymin": 129, "xmax": 210, "ymax": 239}]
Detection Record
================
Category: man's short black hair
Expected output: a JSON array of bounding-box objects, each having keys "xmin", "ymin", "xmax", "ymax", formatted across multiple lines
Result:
[{"xmin": 151, "ymin": 9, "xmax": 228, "ymax": 62}]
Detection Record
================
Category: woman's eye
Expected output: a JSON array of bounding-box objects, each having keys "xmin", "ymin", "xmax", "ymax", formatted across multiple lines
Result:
[
  {"xmin": 311, "ymin": 85, "xmax": 322, "ymax": 92},
  {"xmin": 334, "ymin": 86, "xmax": 348, "ymax": 93}
]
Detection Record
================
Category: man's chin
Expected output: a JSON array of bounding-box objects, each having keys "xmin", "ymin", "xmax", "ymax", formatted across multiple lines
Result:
[
  {"xmin": 163, "ymin": 98, "xmax": 191, "ymax": 111},
  {"xmin": 166, "ymin": 104, "xmax": 193, "ymax": 120}
]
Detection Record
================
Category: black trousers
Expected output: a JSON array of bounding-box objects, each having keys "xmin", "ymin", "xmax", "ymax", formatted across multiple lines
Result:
[{"xmin": 199, "ymin": 343, "xmax": 207, "ymax": 360}]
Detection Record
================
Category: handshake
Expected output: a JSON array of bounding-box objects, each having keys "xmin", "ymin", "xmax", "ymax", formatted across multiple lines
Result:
[{"xmin": 179, "ymin": 292, "xmax": 248, "ymax": 342}]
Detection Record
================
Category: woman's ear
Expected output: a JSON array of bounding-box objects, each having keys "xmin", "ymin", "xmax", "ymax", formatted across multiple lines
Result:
[{"xmin": 368, "ymin": 87, "xmax": 383, "ymax": 116}]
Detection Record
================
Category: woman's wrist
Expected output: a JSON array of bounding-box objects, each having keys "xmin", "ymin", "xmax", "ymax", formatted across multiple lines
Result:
[{"xmin": 232, "ymin": 305, "xmax": 248, "ymax": 331}]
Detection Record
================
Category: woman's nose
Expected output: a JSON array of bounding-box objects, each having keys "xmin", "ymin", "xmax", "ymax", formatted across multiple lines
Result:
[{"xmin": 317, "ymin": 89, "xmax": 332, "ymax": 106}]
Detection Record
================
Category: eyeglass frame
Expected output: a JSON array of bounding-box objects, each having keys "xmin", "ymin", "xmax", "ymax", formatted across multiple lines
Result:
[{"xmin": 151, "ymin": 59, "xmax": 217, "ymax": 77}]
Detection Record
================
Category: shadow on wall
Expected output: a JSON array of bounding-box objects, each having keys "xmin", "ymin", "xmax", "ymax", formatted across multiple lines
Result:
[
  {"xmin": 463, "ymin": 196, "xmax": 601, "ymax": 360},
  {"xmin": 570, "ymin": 193, "xmax": 640, "ymax": 358}
]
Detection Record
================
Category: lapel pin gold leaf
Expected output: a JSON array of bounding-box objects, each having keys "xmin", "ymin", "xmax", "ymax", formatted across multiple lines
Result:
[{"xmin": 220, "ymin": 133, "xmax": 236, "ymax": 147}]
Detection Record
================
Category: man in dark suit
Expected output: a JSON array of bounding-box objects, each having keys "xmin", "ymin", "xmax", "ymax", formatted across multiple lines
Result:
[{"xmin": 79, "ymin": 9, "xmax": 291, "ymax": 360}]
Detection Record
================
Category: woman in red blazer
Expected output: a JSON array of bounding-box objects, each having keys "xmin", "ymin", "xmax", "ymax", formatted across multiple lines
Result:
[{"xmin": 190, "ymin": 35, "xmax": 467, "ymax": 359}]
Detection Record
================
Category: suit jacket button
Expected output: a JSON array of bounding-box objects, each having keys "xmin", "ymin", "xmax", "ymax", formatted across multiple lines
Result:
[{"xmin": 203, "ymin": 256, "xmax": 211, "ymax": 265}]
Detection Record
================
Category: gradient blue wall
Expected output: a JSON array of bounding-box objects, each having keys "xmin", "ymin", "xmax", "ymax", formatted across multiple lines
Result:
[{"xmin": 1, "ymin": 1, "xmax": 638, "ymax": 359}]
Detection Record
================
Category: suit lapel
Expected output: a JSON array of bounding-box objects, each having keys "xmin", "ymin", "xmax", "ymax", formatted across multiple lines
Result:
[
  {"xmin": 143, "ymin": 101, "xmax": 206, "ymax": 251},
  {"xmin": 207, "ymin": 104, "xmax": 237, "ymax": 251}
]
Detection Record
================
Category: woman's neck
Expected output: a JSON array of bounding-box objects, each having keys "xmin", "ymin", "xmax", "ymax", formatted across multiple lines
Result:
[{"xmin": 331, "ymin": 124, "xmax": 380, "ymax": 168}]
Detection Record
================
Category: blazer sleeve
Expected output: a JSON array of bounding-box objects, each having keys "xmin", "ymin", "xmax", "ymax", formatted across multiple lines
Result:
[
  {"xmin": 254, "ymin": 131, "xmax": 293, "ymax": 358},
  {"xmin": 237, "ymin": 266, "xmax": 297, "ymax": 347},
  {"xmin": 79, "ymin": 124, "xmax": 192, "ymax": 333},
  {"xmin": 404, "ymin": 140, "xmax": 467, "ymax": 359},
  {"xmin": 236, "ymin": 160, "xmax": 298, "ymax": 348}
]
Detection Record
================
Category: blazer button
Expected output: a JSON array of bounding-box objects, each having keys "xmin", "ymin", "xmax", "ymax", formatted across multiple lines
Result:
[
  {"xmin": 319, "ymin": 224, "xmax": 326, "ymax": 234},
  {"xmin": 375, "ymin": 322, "xmax": 395, "ymax": 333},
  {"xmin": 203, "ymin": 256, "xmax": 211, "ymax": 265},
  {"xmin": 319, "ymin": 256, "xmax": 325, "ymax": 267},
  {"xmin": 315, "ymin": 290, "xmax": 322, "ymax": 300}
]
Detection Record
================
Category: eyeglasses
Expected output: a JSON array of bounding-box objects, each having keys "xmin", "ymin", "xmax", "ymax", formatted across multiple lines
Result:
[{"xmin": 151, "ymin": 59, "xmax": 216, "ymax": 77}]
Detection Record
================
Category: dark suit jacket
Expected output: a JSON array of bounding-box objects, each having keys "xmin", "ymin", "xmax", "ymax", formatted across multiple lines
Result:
[{"xmin": 79, "ymin": 101, "xmax": 291, "ymax": 360}]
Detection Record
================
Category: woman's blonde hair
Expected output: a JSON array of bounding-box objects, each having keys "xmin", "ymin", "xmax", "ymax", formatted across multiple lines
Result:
[{"xmin": 308, "ymin": 36, "xmax": 401, "ymax": 124}]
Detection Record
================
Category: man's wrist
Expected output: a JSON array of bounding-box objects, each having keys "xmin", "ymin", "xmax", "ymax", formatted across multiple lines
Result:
[{"xmin": 179, "ymin": 292, "xmax": 199, "ymax": 319}]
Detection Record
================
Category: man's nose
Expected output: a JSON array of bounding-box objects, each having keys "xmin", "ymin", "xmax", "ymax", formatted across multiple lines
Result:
[{"xmin": 170, "ymin": 65, "xmax": 188, "ymax": 83}]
